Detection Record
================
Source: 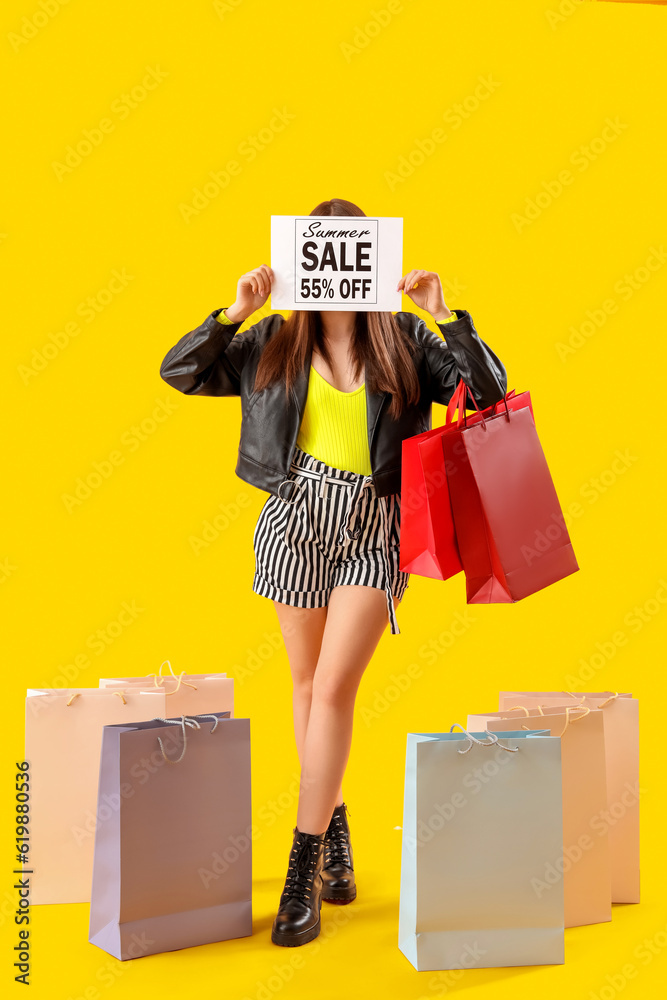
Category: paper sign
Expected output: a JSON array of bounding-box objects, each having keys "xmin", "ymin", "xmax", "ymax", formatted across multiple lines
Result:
[{"xmin": 271, "ymin": 215, "xmax": 403, "ymax": 311}]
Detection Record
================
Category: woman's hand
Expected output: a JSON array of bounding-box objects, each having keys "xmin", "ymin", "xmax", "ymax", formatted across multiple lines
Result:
[
  {"xmin": 224, "ymin": 265, "xmax": 275, "ymax": 323},
  {"xmin": 397, "ymin": 270, "xmax": 452, "ymax": 323}
]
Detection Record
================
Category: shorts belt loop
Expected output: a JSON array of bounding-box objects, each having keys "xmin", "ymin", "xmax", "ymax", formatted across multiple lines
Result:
[
  {"xmin": 338, "ymin": 476, "xmax": 372, "ymax": 544},
  {"xmin": 277, "ymin": 478, "xmax": 303, "ymax": 504},
  {"xmin": 318, "ymin": 473, "xmax": 329, "ymax": 500}
]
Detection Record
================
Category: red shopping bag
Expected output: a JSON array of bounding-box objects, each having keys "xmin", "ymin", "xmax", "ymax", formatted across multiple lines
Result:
[
  {"xmin": 399, "ymin": 382, "xmax": 468, "ymax": 579},
  {"xmin": 442, "ymin": 381, "xmax": 578, "ymax": 602},
  {"xmin": 399, "ymin": 385, "xmax": 526, "ymax": 580}
]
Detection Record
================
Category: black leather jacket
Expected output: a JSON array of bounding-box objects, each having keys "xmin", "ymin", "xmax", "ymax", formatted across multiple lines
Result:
[{"xmin": 159, "ymin": 307, "xmax": 508, "ymax": 497}]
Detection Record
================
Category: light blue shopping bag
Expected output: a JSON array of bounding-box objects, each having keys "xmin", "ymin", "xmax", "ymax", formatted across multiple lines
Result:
[{"xmin": 398, "ymin": 727, "xmax": 564, "ymax": 971}]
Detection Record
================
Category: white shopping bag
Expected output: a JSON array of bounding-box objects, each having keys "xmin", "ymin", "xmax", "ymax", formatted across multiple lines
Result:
[
  {"xmin": 498, "ymin": 691, "xmax": 639, "ymax": 902},
  {"xmin": 25, "ymin": 687, "xmax": 166, "ymax": 904},
  {"xmin": 99, "ymin": 659, "xmax": 234, "ymax": 717}
]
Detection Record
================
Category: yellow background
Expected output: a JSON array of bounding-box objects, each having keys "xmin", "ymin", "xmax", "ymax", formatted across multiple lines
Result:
[{"xmin": 3, "ymin": 0, "xmax": 667, "ymax": 996}]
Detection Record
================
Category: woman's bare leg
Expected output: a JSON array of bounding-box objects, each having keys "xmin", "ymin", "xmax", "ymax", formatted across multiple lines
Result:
[
  {"xmin": 272, "ymin": 602, "xmax": 345, "ymax": 808},
  {"xmin": 295, "ymin": 585, "xmax": 401, "ymax": 835}
]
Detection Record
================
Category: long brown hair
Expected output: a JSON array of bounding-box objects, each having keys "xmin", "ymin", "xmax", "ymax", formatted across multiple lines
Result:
[{"xmin": 253, "ymin": 198, "xmax": 420, "ymax": 419}]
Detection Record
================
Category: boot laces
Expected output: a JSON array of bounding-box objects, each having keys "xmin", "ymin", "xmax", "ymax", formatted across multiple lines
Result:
[
  {"xmin": 324, "ymin": 814, "xmax": 351, "ymax": 869},
  {"xmin": 282, "ymin": 835, "xmax": 319, "ymax": 902}
]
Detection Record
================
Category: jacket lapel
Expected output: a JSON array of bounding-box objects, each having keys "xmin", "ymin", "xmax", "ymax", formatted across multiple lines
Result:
[
  {"xmin": 366, "ymin": 388, "xmax": 388, "ymax": 452},
  {"xmin": 292, "ymin": 347, "xmax": 312, "ymax": 415}
]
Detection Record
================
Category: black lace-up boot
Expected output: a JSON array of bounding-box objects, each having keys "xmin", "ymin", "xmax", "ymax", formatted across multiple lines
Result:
[
  {"xmin": 271, "ymin": 826, "xmax": 326, "ymax": 947},
  {"xmin": 321, "ymin": 802, "xmax": 356, "ymax": 903}
]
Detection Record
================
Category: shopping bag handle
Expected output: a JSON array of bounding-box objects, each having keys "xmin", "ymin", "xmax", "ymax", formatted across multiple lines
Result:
[
  {"xmin": 445, "ymin": 379, "xmax": 467, "ymax": 427},
  {"xmin": 446, "ymin": 380, "xmax": 511, "ymax": 431},
  {"xmin": 520, "ymin": 705, "xmax": 591, "ymax": 738},
  {"xmin": 445, "ymin": 380, "xmax": 486, "ymax": 429},
  {"xmin": 449, "ymin": 722, "xmax": 519, "ymax": 754},
  {"xmin": 146, "ymin": 659, "xmax": 198, "ymax": 692},
  {"xmin": 66, "ymin": 690, "xmax": 128, "ymax": 706},
  {"xmin": 152, "ymin": 714, "xmax": 220, "ymax": 764}
]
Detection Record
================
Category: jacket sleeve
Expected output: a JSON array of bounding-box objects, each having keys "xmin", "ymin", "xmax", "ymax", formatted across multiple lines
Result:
[
  {"xmin": 418, "ymin": 310, "xmax": 508, "ymax": 409},
  {"xmin": 159, "ymin": 308, "xmax": 262, "ymax": 396}
]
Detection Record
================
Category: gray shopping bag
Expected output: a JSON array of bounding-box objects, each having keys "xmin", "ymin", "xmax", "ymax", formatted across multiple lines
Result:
[
  {"xmin": 398, "ymin": 728, "xmax": 564, "ymax": 971},
  {"xmin": 89, "ymin": 712, "xmax": 251, "ymax": 960}
]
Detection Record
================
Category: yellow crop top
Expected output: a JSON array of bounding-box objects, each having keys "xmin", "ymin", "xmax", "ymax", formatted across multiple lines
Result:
[
  {"xmin": 216, "ymin": 307, "xmax": 459, "ymax": 474},
  {"xmin": 296, "ymin": 365, "xmax": 371, "ymax": 474}
]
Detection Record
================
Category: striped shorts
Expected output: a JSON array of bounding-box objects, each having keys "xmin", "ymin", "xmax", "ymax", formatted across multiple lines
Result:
[{"xmin": 252, "ymin": 447, "xmax": 410, "ymax": 634}]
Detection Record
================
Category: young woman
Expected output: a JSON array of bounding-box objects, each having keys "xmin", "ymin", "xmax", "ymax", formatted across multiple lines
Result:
[{"xmin": 159, "ymin": 198, "xmax": 508, "ymax": 948}]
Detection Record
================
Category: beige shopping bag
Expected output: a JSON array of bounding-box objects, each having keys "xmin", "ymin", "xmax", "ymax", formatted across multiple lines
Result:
[
  {"xmin": 99, "ymin": 660, "xmax": 234, "ymax": 717},
  {"xmin": 25, "ymin": 687, "xmax": 166, "ymax": 904},
  {"xmin": 89, "ymin": 712, "xmax": 251, "ymax": 960},
  {"xmin": 467, "ymin": 706, "xmax": 611, "ymax": 927},
  {"xmin": 399, "ymin": 727, "xmax": 564, "ymax": 971},
  {"xmin": 499, "ymin": 692, "xmax": 639, "ymax": 902}
]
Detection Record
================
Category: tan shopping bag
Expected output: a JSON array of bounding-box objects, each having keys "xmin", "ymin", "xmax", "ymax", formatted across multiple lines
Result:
[
  {"xmin": 89, "ymin": 712, "xmax": 251, "ymax": 960},
  {"xmin": 467, "ymin": 706, "xmax": 611, "ymax": 927},
  {"xmin": 498, "ymin": 692, "xmax": 639, "ymax": 902},
  {"xmin": 99, "ymin": 660, "xmax": 234, "ymax": 717},
  {"xmin": 399, "ymin": 727, "xmax": 564, "ymax": 971},
  {"xmin": 25, "ymin": 687, "xmax": 166, "ymax": 904}
]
